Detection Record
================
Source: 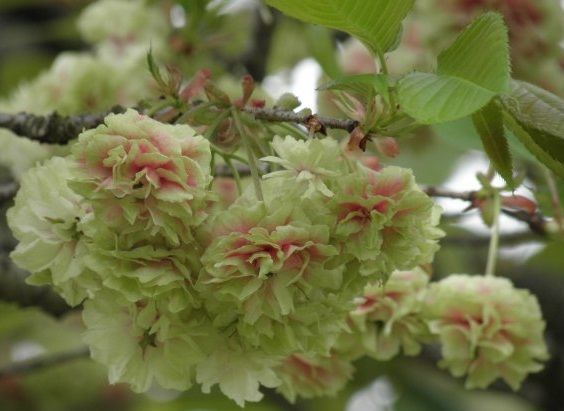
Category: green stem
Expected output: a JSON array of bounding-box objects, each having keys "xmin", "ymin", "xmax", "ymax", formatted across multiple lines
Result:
[
  {"xmin": 147, "ymin": 99, "xmax": 174, "ymax": 116},
  {"xmin": 225, "ymin": 157, "xmax": 243, "ymax": 195},
  {"xmin": 485, "ymin": 191, "xmax": 501, "ymax": 276},
  {"xmin": 376, "ymin": 50, "xmax": 389, "ymax": 75},
  {"xmin": 376, "ymin": 50, "xmax": 397, "ymax": 113},
  {"xmin": 232, "ymin": 108, "xmax": 263, "ymax": 201}
]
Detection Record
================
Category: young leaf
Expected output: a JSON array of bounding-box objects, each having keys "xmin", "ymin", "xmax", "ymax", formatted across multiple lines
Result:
[
  {"xmin": 438, "ymin": 12, "xmax": 510, "ymax": 93},
  {"xmin": 265, "ymin": 0, "xmax": 414, "ymax": 55},
  {"xmin": 317, "ymin": 74, "xmax": 389, "ymax": 103},
  {"xmin": 502, "ymin": 110, "xmax": 564, "ymax": 178},
  {"xmin": 472, "ymin": 100, "xmax": 514, "ymax": 186},
  {"xmin": 398, "ymin": 72, "xmax": 496, "ymax": 124},
  {"xmin": 146, "ymin": 49, "xmax": 166, "ymax": 90},
  {"xmin": 398, "ymin": 13, "xmax": 510, "ymax": 124}
]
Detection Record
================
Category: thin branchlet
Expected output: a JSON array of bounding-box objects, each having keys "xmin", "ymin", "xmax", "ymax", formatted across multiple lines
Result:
[{"xmin": 0, "ymin": 106, "xmax": 358, "ymax": 144}]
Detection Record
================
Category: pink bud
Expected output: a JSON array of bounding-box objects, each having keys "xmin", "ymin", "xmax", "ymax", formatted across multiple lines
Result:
[
  {"xmin": 238, "ymin": 75, "xmax": 255, "ymax": 108},
  {"xmin": 250, "ymin": 99, "xmax": 266, "ymax": 108},
  {"xmin": 179, "ymin": 68, "xmax": 211, "ymax": 102},
  {"xmin": 346, "ymin": 127, "xmax": 366, "ymax": 153},
  {"xmin": 502, "ymin": 195, "xmax": 537, "ymax": 215},
  {"xmin": 375, "ymin": 137, "xmax": 400, "ymax": 158},
  {"xmin": 361, "ymin": 156, "xmax": 381, "ymax": 171}
]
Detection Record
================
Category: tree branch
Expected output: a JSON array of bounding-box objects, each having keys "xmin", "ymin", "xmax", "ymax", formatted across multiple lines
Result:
[
  {"xmin": 0, "ymin": 346, "xmax": 89, "ymax": 378},
  {"xmin": 0, "ymin": 106, "xmax": 358, "ymax": 144},
  {"xmin": 423, "ymin": 186, "xmax": 475, "ymax": 202},
  {"xmin": 424, "ymin": 186, "xmax": 549, "ymax": 236},
  {"xmin": 242, "ymin": 107, "xmax": 359, "ymax": 133},
  {"xmin": 0, "ymin": 107, "xmax": 126, "ymax": 144}
]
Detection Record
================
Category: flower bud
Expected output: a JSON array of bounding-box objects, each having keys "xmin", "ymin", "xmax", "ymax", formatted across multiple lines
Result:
[{"xmin": 275, "ymin": 93, "xmax": 301, "ymax": 111}]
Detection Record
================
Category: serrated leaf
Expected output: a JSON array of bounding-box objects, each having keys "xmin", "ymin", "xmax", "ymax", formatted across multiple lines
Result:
[
  {"xmin": 472, "ymin": 100, "xmax": 514, "ymax": 186},
  {"xmin": 501, "ymin": 80, "xmax": 564, "ymax": 138},
  {"xmin": 398, "ymin": 13, "xmax": 510, "ymax": 124},
  {"xmin": 146, "ymin": 49, "xmax": 166, "ymax": 89},
  {"xmin": 398, "ymin": 72, "xmax": 495, "ymax": 124},
  {"xmin": 500, "ymin": 80, "xmax": 564, "ymax": 176},
  {"xmin": 317, "ymin": 74, "xmax": 389, "ymax": 102},
  {"xmin": 265, "ymin": 0, "xmax": 414, "ymax": 55},
  {"xmin": 502, "ymin": 110, "xmax": 564, "ymax": 178},
  {"xmin": 438, "ymin": 12, "xmax": 510, "ymax": 93}
]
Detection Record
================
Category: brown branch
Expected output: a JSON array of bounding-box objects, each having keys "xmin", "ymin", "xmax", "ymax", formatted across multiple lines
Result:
[
  {"xmin": 242, "ymin": 107, "xmax": 359, "ymax": 132},
  {"xmin": 423, "ymin": 186, "xmax": 475, "ymax": 202},
  {"xmin": 424, "ymin": 186, "xmax": 549, "ymax": 236},
  {"xmin": 0, "ymin": 346, "xmax": 89, "ymax": 378},
  {"xmin": 0, "ymin": 106, "xmax": 126, "ymax": 144},
  {"xmin": 0, "ymin": 106, "xmax": 357, "ymax": 144}
]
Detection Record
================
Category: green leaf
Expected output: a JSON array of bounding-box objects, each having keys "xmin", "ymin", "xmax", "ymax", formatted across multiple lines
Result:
[
  {"xmin": 398, "ymin": 13, "xmax": 510, "ymax": 124},
  {"xmin": 146, "ymin": 49, "xmax": 166, "ymax": 90},
  {"xmin": 265, "ymin": 0, "xmax": 414, "ymax": 55},
  {"xmin": 398, "ymin": 72, "xmax": 496, "ymax": 124},
  {"xmin": 502, "ymin": 110, "xmax": 564, "ymax": 178},
  {"xmin": 472, "ymin": 100, "xmax": 513, "ymax": 186},
  {"xmin": 501, "ymin": 80, "xmax": 564, "ymax": 139},
  {"xmin": 499, "ymin": 80, "xmax": 564, "ymax": 175},
  {"xmin": 317, "ymin": 74, "xmax": 389, "ymax": 102},
  {"xmin": 438, "ymin": 12, "xmax": 510, "ymax": 93}
]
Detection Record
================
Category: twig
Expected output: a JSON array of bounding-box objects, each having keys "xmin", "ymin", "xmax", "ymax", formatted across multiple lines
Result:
[
  {"xmin": 0, "ymin": 346, "xmax": 89, "ymax": 378},
  {"xmin": 0, "ymin": 106, "xmax": 126, "ymax": 144},
  {"xmin": 243, "ymin": 107, "xmax": 359, "ymax": 132},
  {"xmin": 1, "ymin": 106, "xmax": 358, "ymax": 144},
  {"xmin": 424, "ymin": 186, "xmax": 549, "ymax": 236},
  {"xmin": 423, "ymin": 186, "xmax": 475, "ymax": 202}
]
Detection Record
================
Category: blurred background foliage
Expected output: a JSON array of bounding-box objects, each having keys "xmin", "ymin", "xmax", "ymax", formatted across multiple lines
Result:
[{"xmin": 0, "ymin": 0, "xmax": 564, "ymax": 410}]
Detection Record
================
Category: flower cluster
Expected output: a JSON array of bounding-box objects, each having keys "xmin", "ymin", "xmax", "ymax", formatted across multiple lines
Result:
[
  {"xmin": 275, "ymin": 354, "xmax": 354, "ymax": 403},
  {"xmin": 7, "ymin": 109, "xmax": 547, "ymax": 405},
  {"xmin": 422, "ymin": 274, "xmax": 549, "ymax": 389},
  {"xmin": 70, "ymin": 109, "xmax": 212, "ymax": 245},
  {"xmin": 338, "ymin": 268, "xmax": 431, "ymax": 361}
]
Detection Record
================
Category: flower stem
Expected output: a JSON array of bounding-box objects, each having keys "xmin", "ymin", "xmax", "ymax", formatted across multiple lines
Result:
[
  {"xmin": 225, "ymin": 157, "xmax": 243, "ymax": 195},
  {"xmin": 376, "ymin": 50, "xmax": 398, "ymax": 115},
  {"xmin": 485, "ymin": 191, "xmax": 501, "ymax": 276},
  {"xmin": 232, "ymin": 108, "xmax": 263, "ymax": 201}
]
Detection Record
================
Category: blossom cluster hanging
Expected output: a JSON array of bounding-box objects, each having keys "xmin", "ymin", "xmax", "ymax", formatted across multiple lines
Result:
[{"xmin": 6, "ymin": 107, "xmax": 548, "ymax": 405}]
